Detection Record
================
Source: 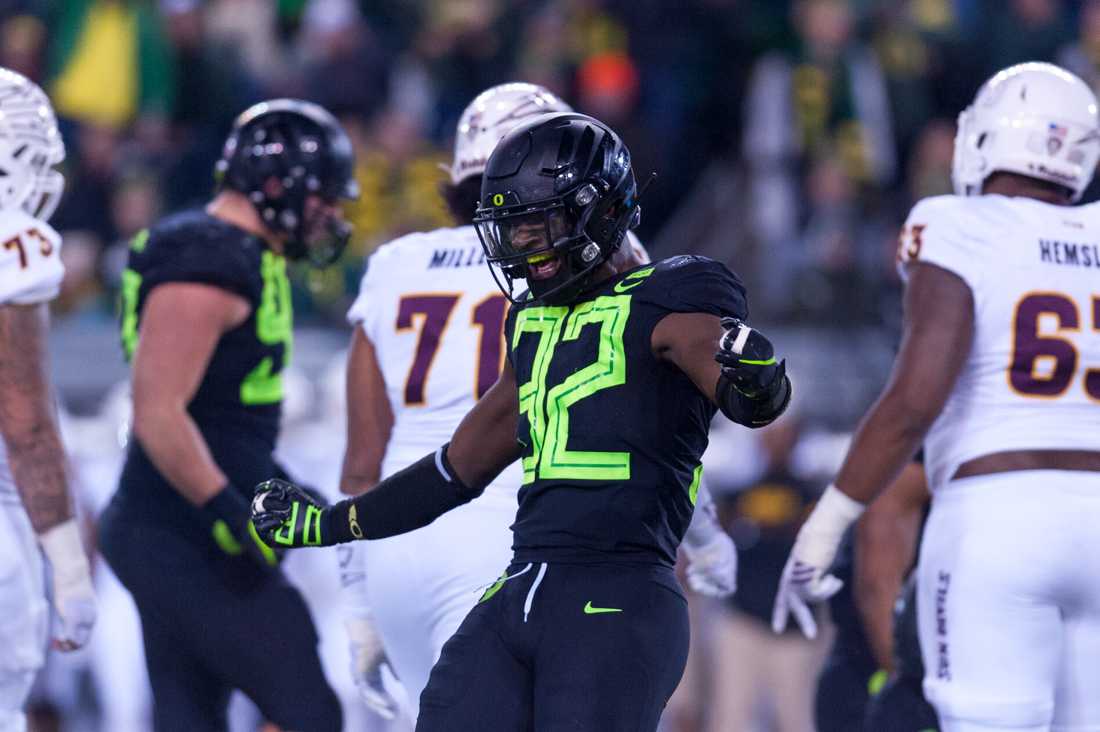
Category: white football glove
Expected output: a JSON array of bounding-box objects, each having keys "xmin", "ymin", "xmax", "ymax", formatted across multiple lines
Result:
[
  {"xmin": 772, "ymin": 485, "xmax": 864, "ymax": 639},
  {"xmin": 345, "ymin": 616, "xmax": 399, "ymax": 720},
  {"xmin": 38, "ymin": 519, "xmax": 97, "ymax": 651},
  {"xmin": 684, "ymin": 532, "xmax": 738, "ymax": 598}
]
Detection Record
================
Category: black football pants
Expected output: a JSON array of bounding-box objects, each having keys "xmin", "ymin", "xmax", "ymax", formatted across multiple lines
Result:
[
  {"xmin": 416, "ymin": 560, "xmax": 690, "ymax": 732},
  {"xmin": 815, "ymin": 647, "xmax": 876, "ymax": 732},
  {"xmin": 98, "ymin": 499, "xmax": 342, "ymax": 732}
]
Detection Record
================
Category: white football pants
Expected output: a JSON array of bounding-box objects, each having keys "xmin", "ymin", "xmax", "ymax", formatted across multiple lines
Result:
[
  {"xmin": 918, "ymin": 470, "xmax": 1100, "ymax": 732},
  {"xmin": 0, "ymin": 501, "xmax": 47, "ymax": 732},
  {"xmin": 364, "ymin": 490, "xmax": 515, "ymax": 722}
]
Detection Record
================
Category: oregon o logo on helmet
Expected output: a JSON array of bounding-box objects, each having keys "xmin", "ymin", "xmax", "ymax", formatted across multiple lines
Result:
[{"xmin": 492, "ymin": 193, "xmax": 505, "ymax": 206}]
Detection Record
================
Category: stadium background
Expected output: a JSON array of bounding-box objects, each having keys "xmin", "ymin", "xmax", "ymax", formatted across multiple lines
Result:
[{"xmin": 11, "ymin": 0, "xmax": 1092, "ymax": 729}]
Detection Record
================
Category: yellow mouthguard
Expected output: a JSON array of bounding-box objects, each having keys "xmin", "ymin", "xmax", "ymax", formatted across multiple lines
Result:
[{"xmin": 526, "ymin": 251, "xmax": 555, "ymax": 265}]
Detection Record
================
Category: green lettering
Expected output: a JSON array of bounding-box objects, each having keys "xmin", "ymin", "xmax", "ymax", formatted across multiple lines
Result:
[
  {"xmin": 119, "ymin": 268, "xmax": 143, "ymax": 360},
  {"xmin": 241, "ymin": 251, "xmax": 293, "ymax": 405},
  {"xmin": 130, "ymin": 229, "xmax": 149, "ymax": 253},
  {"xmin": 512, "ymin": 295, "xmax": 632, "ymax": 483},
  {"xmin": 688, "ymin": 463, "xmax": 703, "ymax": 505},
  {"xmin": 513, "ymin": 305, "xmax": 569, "ymax": 484},
  {"xmin": 540, "ymin": 296, "xmax": 631, "ymax": 480}
]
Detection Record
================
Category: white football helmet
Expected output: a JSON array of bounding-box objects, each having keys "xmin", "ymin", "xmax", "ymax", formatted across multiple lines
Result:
[
  {"xmin": 953, "ymin": 62, "xmax": 1100, "ymax": 201},
  {"xmin": 0, "ymin": 68, "xmax": 64, "ymax": 220},
  {"xmin": 446, "ymin": 82, "xmax": 572, "ymax": 184}
]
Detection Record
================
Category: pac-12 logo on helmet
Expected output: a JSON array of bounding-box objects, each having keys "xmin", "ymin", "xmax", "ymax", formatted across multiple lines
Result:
[
  {"xmin": 447, "ymin": 83, "xmax": 572, "ymax": 185},
  {"xmin": 0, "ymin": 68, "xmax": 65, "ymax": 221},
  {"xmin": 473, "ymin": 112, "xmax": 641, "ymax": 305},
  {"xmin": 953, "ymin": 62, "xmax": 1100, "ymax": 201}
]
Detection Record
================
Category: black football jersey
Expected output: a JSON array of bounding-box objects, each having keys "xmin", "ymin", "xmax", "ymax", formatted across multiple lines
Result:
[
  {"xmin": 505, "ymin": 255, "xmax": 747, "ymax": 566},
  {"xmin": 114, "ymin": 210, "xmax": 293, "ymax": 537}
]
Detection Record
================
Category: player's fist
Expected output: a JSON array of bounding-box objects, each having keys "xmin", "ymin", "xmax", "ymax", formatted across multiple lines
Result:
[
  {"xmin": 715, "ymin": 317, "xmax": 784, "ymax": 398},
  {"xmin": 252, "ymin": 479, "xmax": 333, "ymax": 547}
]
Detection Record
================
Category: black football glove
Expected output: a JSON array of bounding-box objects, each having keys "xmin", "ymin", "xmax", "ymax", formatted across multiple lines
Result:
[
  {"xmin": 201, "ymin": 486, "xmax": 281, "ymax": 568},
  {"xmin": 252, "ymin": 479, "xmax": 335, "ymax": 548},
  {"xmin": 715, "ymin": 317, "xmax": 786, "ymax": 398}
]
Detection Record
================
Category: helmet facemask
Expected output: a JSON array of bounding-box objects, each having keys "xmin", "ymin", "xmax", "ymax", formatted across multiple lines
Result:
[
  {"xmin": 285, "ymin": 192, "xmax": 355, "ymax": 267},
  {"xmin": 475, "ymin": 178, "xmax": 635, "ymax": 305}
]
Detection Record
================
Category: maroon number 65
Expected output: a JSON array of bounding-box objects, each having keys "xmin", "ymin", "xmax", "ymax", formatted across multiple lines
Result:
[{"xmin": 1009, "ymin": 292, "xmax": 1100, "ymax": 400}]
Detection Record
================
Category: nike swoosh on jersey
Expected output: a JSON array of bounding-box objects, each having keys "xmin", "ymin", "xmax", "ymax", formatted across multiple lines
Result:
[
  {"xmin": 583, "ymin": 601, "xmax": 623, "ymax": 615},
  {"xmin": 613, "ymin": 279, "xmax": 644, "ymax": 293}
]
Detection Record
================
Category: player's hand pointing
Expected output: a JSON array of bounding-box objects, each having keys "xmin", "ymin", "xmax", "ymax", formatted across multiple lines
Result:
[{"xmin": 252, "ymin": 479, "xmax": 334, "ymax": 547}]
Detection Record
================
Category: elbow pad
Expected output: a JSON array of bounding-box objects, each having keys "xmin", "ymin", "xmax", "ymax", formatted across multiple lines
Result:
[
  {"xmin": 329, "ymin": 444, "xmax": 482, "ymax": 542},
  {"xmin": 716, "ymin": 360, "xmax": 792, "ymax": 428}
]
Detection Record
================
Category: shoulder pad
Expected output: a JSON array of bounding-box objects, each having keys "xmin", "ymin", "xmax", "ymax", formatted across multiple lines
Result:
[
  {"xmin": 897, "ymin": 195, "xmax": 985, "ymax": 290},
  {"xmin": 133, "ymin": 210, "xmax": 264, "ymax": 305},
  {"xmin": 0, "ymin": 211, "xmax": 64, "ymax": 305},
  {"xmin": 627, "ymin": 255, "xmax": 748, "ymax": 320}
]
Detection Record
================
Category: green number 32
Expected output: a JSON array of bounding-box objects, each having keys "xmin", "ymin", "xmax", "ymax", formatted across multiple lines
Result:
[{"xmin": 513, "ymin": 294, "xmax": 631, "ymax": 484}]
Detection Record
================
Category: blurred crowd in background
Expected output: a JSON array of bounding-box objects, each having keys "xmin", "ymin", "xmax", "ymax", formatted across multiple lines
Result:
[
  {"xmin": 13, "ymin": 0, "xmax": 1100, "ymax": 730},
  {"xmin": 15, "ymin": 0, "xmax": 1100, "ymax": 327}
]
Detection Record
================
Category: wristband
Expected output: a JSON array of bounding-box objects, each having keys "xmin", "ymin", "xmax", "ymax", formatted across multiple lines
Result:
[{"xmin": 792, "ymin": 484, "xmax": 866, "ymax": 569}]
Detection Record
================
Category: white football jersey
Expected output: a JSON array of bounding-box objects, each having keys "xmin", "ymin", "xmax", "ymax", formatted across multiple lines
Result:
[
  {"xmin": 0, "ymin": 210, "xmax": 64, "ymax": 503},
  {"xmin": 899, "ymin": 194, "xmax": 1100, "ymax": 489},
  {"xmin": 348, "ymin": 226, "xmax": 522, "ymax": 498}
]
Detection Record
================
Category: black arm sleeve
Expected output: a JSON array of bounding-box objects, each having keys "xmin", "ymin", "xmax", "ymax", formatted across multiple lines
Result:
[
  {"xmin": 326, "ymin": 445, "xmax": 482, "ymax": 543},
  {"xmin": 715, "ymin": 362, "xmax": 792, "ymax": 428}
]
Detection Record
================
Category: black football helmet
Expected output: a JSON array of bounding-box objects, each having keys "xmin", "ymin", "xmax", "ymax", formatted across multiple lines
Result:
[
  {"xmin": 216, "ymin": 99, "xmax": 359, "ymax": 267},
  {"xmin": 473, "ymin": 112, "xmax": 640, "ymax": 304}
]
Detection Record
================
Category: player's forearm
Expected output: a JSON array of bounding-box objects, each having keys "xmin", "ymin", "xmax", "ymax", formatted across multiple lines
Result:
[
  {"xmin": 328, "ymin": 446, "xmax": 481, "ymax": 542},
  {"xmin": 133, "ymin": 402, "xmax": 228, "ymax": 506},
  {"xmin": 854, "ymin": 466, "xmax": 925, "ymax": 670},
  {"xmin": 339, "ymin": 446, "xmax": 382, "ymax": 497},
  {"xmin": 854, "ymin": 520, "xmax": 910, "ymax": 671},
  {"xmin": 833, "ymin": 391, "xmax": 930, "ymax": 505},
  {"xmin": 6, "ymin": 418, "xmax": 74, "ymax": 533},
  {"xmin": 0, "ymin": 303, "xmax": 74, "ymax": 532}
]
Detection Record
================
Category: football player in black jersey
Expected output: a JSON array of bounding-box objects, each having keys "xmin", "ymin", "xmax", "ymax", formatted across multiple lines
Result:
[
  {"xmin": 251, "ymin": 112, "xmax": 791, "ymax": 730},
  {"xmin": 97, "ymin": 99, "xmax": 357, "ymax": 732}
]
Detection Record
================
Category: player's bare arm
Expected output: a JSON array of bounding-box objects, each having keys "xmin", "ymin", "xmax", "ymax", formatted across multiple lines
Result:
[
  {"xmin": 854, "ymin": 461, "xmax": 928, "ymax": 671},
  {"xmin": 774, "ymin": 261, "xmax": 972, "ymax": 637},
  {"xmin": 131, "ymin": 282, "xmax": 250, "ymax": 506},
  {"xmin": 340, "ymin": 328, "xmax": 394, "ymax": 496},
  {"xmin": 0, "ymin": 301, "xmax": 97, "ymax": 651},
  {"xmin": 652, "ymin": 311, "xmax": 790, "ymax": 428},
  {"xmin": 254, "ymin": 359, "xmax": 521, "ymax": 546},
  {"xmin": 0, "ymin": 303, "xmax": 72, "ymax": 532},
  {"xmin": 833, "ymin": 263, "xmax": 972, "ymax": 503}
]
